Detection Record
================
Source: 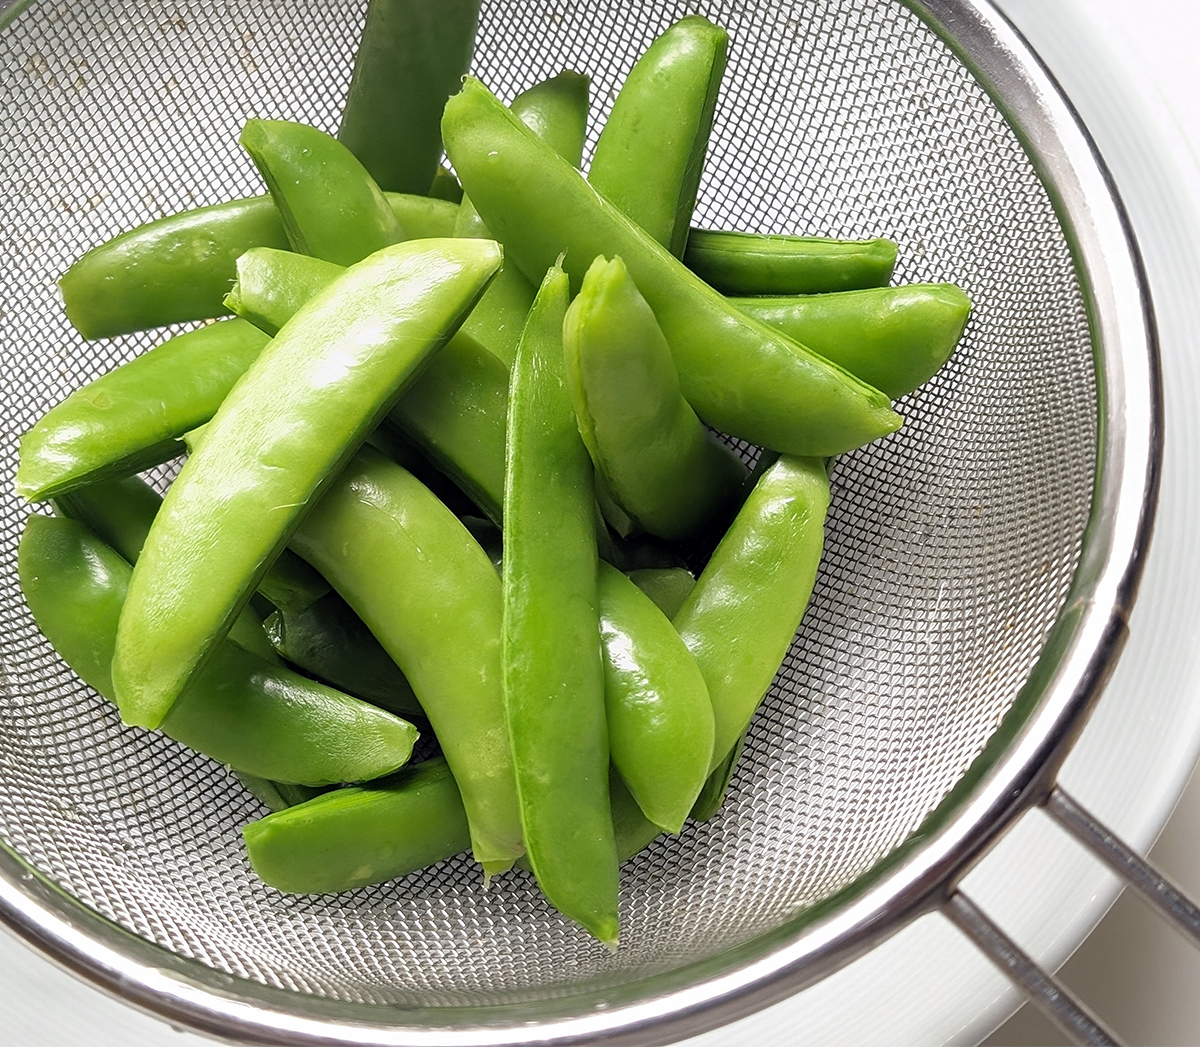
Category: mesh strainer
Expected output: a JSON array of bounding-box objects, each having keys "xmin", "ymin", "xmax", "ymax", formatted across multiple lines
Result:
[{"xmin": 0, "ymin": 0, "xmax": 1167, "ymax": 1043}]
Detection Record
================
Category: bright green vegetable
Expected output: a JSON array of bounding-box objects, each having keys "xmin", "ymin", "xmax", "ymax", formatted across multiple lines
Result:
[
  {"xmin": 443, "ymin": 78, "xmax": 902, "ymax": 455},
  {"xmin": 291, "ymin": 446, "xmax": 523, "ymax": 875},
  {"xmin": 563, "ymin": 255, "xmax": 746, "ymax": 540},
  {"xmin": 685, "ymin": 229, "xmax": 897, "ymax": 295},
  {"xmin": 17, "ymin": 319, "xmax": 269, "ymax": 502},
  {"xmin": 235, "ymin": 773, "xmax": 324, "ymax": 813},
  {"xmin": 19, "ymin": 515, "xmax": 418, "ymax": 785},
  {"xmin": 244, "ymin": 758, "xmax": 470, "ymax": 892},
  {"xmin": 503, "ymin": 264, "xmax": 617, "ymax": 944},
  {"xmin": 627, "ymin": 567, "xmax": 695, "ymax": 620},
  {"xmin": 734, "ymin": 284, "xmax": 971, "ymax": 399},
  {"xmin": 57, "ymin": 193, "xmax": 457, "ymax": 339},
  {"xmin": 240, "ymin": 119, "xmax": 403, "ymax": 266},
  {"xmin": 674, "ymin": 455, "xmax": 830, "ymax": 767},
  {"xmin": 589, "ymin": 16, "xmax": 727, "ymax": 256},
  {"xmin": 111, "ymin": 238, "xmax": 501, "ymax": 729},
  {"xmin": 599, "ymin": 563, "xmax": 713, "ymax": 833},
  {"xmin": 338, "ymin": 0, "xmax": 482, "ymax": 194}
]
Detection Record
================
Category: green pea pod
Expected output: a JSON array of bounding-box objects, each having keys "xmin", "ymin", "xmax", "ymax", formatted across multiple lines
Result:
[
  {"xmin": 675, "ymin": 455, "xmax": 830, "ymax": 767},
  {"xmin": 685, "ymin": 230, "xmax": 897, "ymax": 295},
  {"xmin": 240, "ymin": 119, "xmax": 404, "ymax": 267},
  {"xmin": 291, "ymin": 446, "xmax": 522, "ymax": 875},
  {"xmin": 58, "ymin": 193, "xmax": 457, "ymax": 339},
  {"xmin": 18, "ymin": 515, "xmax": 418, "ymax": 785},
  {"xmin": 457, "ymin": 71, "xmax": 591, "ymax": 368},
  {"xmin": 234, "ymin": 772, "xmax": 324, "ymax": 813},
  {"xmin": 689, "ymin": 728, "xmax": 746, "ymax": 822},
  {"xmin": 504, "ymin": 264, "xmax": 617, "ymax": 945},
  {"xmin": 338, "ymin": 0, "xmax": 481, "ymax": 194},
  {"xmin": 225, "ymin": 246, "xmax": 509, "ymax": 521},
  {"xmin": 16, "ymin": 319, "xmax": 270, "ymax": 502},
  {"xmin": 598, "ymin": 563, "xmax": 713, "ymax": 833},
  {"xmin": 427, "ymin": 166, "xmax": 464, "ymax": 204},
  {"xmin": 243, "ymin": 758, "xmax": 470, "ymax": 893},
  {"xmin": 563, "ymin": 255, "xmax": 746, "ymax": 541},
  {"xmin": 443, "ymin": 78, "xmax": 901, "ymax": 456},
  {"xmin": 627, "ymin": 567, "xmax": 695, "ymax": 620},
  {"xmin": 112, "ymin": 238, "xmax": 501, "ymax": 729},
  {"xmin": 589, "ymin": 16, "xmax": 727, "ymax": 257},
  {"xmin": 734, "ymin": 284, "xmax": 972, "ymax": 399}
]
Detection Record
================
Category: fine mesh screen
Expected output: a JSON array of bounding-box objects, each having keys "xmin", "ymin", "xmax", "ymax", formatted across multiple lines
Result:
[{"xmin": 0, "ymin": 0, "xmax": 1096, "ymax": 1012}]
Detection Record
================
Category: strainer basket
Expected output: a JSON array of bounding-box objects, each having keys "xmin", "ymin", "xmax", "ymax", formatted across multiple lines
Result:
[{"xmin": 0, "ymin": 0, "xmax": 1165, "ymax": 1043}]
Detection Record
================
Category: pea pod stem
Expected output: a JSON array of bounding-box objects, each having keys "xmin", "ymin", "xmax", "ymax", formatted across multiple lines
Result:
[{"xmin": 112, "ymin": 238, "xmax": 501, "ymax": 729}]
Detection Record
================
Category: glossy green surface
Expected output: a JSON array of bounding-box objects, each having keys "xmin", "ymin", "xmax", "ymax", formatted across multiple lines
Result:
[
  {"xmin": 112, "ymin": 238, "xmax": 500, "ymax": 728},
  {"xmin": 17, "ymin": 319, "xmax": 269, "ymax": 502},
  {"xmin": 337, "ymin": 0, "xmax": 481, "ymax": 194},
  {"xmin": 589, "ymin": 16, "xmax": 727, "ymax": 256},
  {"xmin": 599, "ymin": 563, "xmax": 713, "ymax": 833},
  {"xmin": 291, "ymin": 447, "xmax": 522, "ymax": 873},
  {"xmin": 243, "ymin": 758, "xmax": 470, "ymax": 893},
  {"xmin": 564, "ymin": 255, "xmax": 746, "ymax": 540},
  {"xmin": 240, "ymin": 119, "xmax": 403, "ymax": 267},
  {"xmin": 627, "ymin": 567, "xmax": 696, "ymax": 620},
  {"xmin": 18, "ymin": 516, "xmax": 418, "ymax": 785},
  {"xmin": 443, "ymin": 79, "xmax": 902, "ymax": 455},
  {"xmin": 675, "ymin": 455, "xmax": 831, "ymax": 766},
  {"xmin": 734, "ymin": 283, "xmax": 972, "ymax": 399},
  {"xmin": 503, "ymin": 265, "xmax": 617, "ymax": 945},
  {"xmin": 685, "ymin": 229, "xmax": 897, "ymax": 295}
]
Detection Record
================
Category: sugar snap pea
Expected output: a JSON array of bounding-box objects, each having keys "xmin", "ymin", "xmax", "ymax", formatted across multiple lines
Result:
[
  {"xmin": 427, "ymin": 166, "xmax": 464, "ymax": 203},
  {"xmin": 599, "ymin": 563, "xmax": 713, "ymax": 833},
  {"xmin": 240, "ymin": 119, "xmax": 403, "ymax": 266},
  {"xmin": 59, "ymin": 192, "xmax": 457, "ymax": 339},
  {"xmin": 627, "ymin": 567, "xmax": 695, "ymax": 621},
  {"xmin": 589, "ymin": 16, "xmax": 727, "ymax": 256},
  {"xmin": 235, "ymin": 773, "xmax": 323, "ymax": 813},
  {"xmin": 675, "ymin": 455, "xmax": 830, "ymax": 767},
  {"xmin": 16, "ymin": 319, "xmax": 269, "ymax": 502},
  {"xmin": 563, "ymin": 255, "xmax": 746, "ymax": 540},
  {"xmin": 112, "ymin": 238, "xmax": 501, "ymax": 729},
  {"xmin": 442, "ymin": 78, "xmax": 902, "ymax": 455},
  {"xmin": 685, "ymin": 229, "xmax": 897, "ymax": 295},
  {"xmin": 290, "ymin": 446, "xmax": 523, "ymax": 875},
  {"xmin": 19, "ymin": 515, "xmax": 418, "ymax": 785},
  {"xmin": 734, "ymin": 284, "xmax": 971, "ymax": 399},
  {"xmin": 504, "ymin": 264, "xmax": 617, "ymax": 944},
  {"xmin": 338, "ymin": 0, "xmax": 481, "ymax": 194}
]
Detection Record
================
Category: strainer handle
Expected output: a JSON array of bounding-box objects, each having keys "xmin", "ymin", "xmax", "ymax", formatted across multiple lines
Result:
[{"xmin": 943, "ymin": 785, "xmax": 1200, "ymax": 1046}]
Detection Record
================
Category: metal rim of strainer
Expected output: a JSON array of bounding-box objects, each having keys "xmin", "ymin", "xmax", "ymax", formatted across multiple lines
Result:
[{"xmin": 0, "ymin": 0, "xmax": 1161, "ymax": 1044}]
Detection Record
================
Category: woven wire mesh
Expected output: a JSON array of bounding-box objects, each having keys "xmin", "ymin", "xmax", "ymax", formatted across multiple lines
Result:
[{"xmin": 0, "ymin": 0, "xmax": 1096, "ymax": 1013}]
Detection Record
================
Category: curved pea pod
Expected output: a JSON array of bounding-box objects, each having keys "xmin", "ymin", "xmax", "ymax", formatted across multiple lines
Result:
[
  {"xmin": 57, "ymin": 193, "xmax": 456, "ymax": 339},
  {"xmin": 235, "ymin": 773, "xmax": 324, "ymax": 813},
  {"xmin": 599, "ymin": 563, "xmax": 713, "ymax": 833},
  {"xmin": 244, "ymin": 758, "xmax": 470, "ymax": 893},
  {"xmin": 564, "ymin": 255, "xmax": 746, "ymax": 541},
  {"xmin": 685, "ymin": 230, "xmax": 897, "ymax": 295},
  {"xmin": 225, "ymin": 246, "xmax": 509, "ymax": 521},
  {"xmin": 112, "ymin": 238, "xmax": 501, "ymax": 729},
  {"xmin": 504, "ymin": 265, "xmax": 618, "ymax": 945},
  {"xmin": 589, "ymin": 16, "xmax": 727, "ymax": 256},
  {"xmin": 457, "ymin": 71, "xmax": 591, "ymax": 368},
  {"xmin": 16, "ymin": 319, "xmax": 270, "ymax": 502},
  {"xmin": 443, "ymin": 78, "xmax": 901, "ymax": 456},
  {"xmin": 675, "ymin": 455, "xmax": 830, "ymax": 767},
  {"xmin": 627, "ymin": 566, "xmax": 695, "ymax": 620},
  {"xmin": 18, "ymin": 515, "xmax": 419, "ymax": 786},
  {"xmin": 291, "ymin": 446, "xmax": 523, "ymax": 875},
  {"xmin": 338, "ymin": 0, "xmax": 481, "ymax": 194},
  {"xmin": 240, "ymin": 119, "xmax": 404, "ymax": 266},
  {"xmin": 734, "ymin": 284, "xmax": 972, "ymax": 399}
]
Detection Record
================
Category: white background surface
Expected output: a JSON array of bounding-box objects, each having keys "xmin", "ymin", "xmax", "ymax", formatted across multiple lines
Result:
[{"xmin": 3, "ymin": 1, "xmax": 1200, "ymax": 1044}]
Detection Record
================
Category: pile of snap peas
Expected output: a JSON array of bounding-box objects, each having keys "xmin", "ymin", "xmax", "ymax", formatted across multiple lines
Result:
[{"xmin": 14, "ymin": 3, "xmax": 971, "ymax": 946}]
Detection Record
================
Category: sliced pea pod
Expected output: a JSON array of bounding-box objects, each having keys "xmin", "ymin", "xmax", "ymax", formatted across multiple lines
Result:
[
  {"xmin": 589, "ymin": 16, "xmax": 727, "ymax": 256},
  {"xmin": 563, "ymin": 254, "xmax": 746, "ymax": 540},
  {"xmin": 112, "ymin": 238, "xmax": 501, "ymax": 729},
  {"xmin": 504, "ymin": 264, "xmax": 617, "ymax": 945},
  {"xmin": 19, "ymin": 515, "xmax": 418, "ymax": 785},
  {"xmin": 443, "ymin": 78, "xmax": 901, "ymax": 456},
  {"xmin": 734, "ymin": 284, "xmax": 971, "ymax": 399},
  {"xmin": 685, "ymin": 229, "xmax": 897, "ymax": 295}
]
